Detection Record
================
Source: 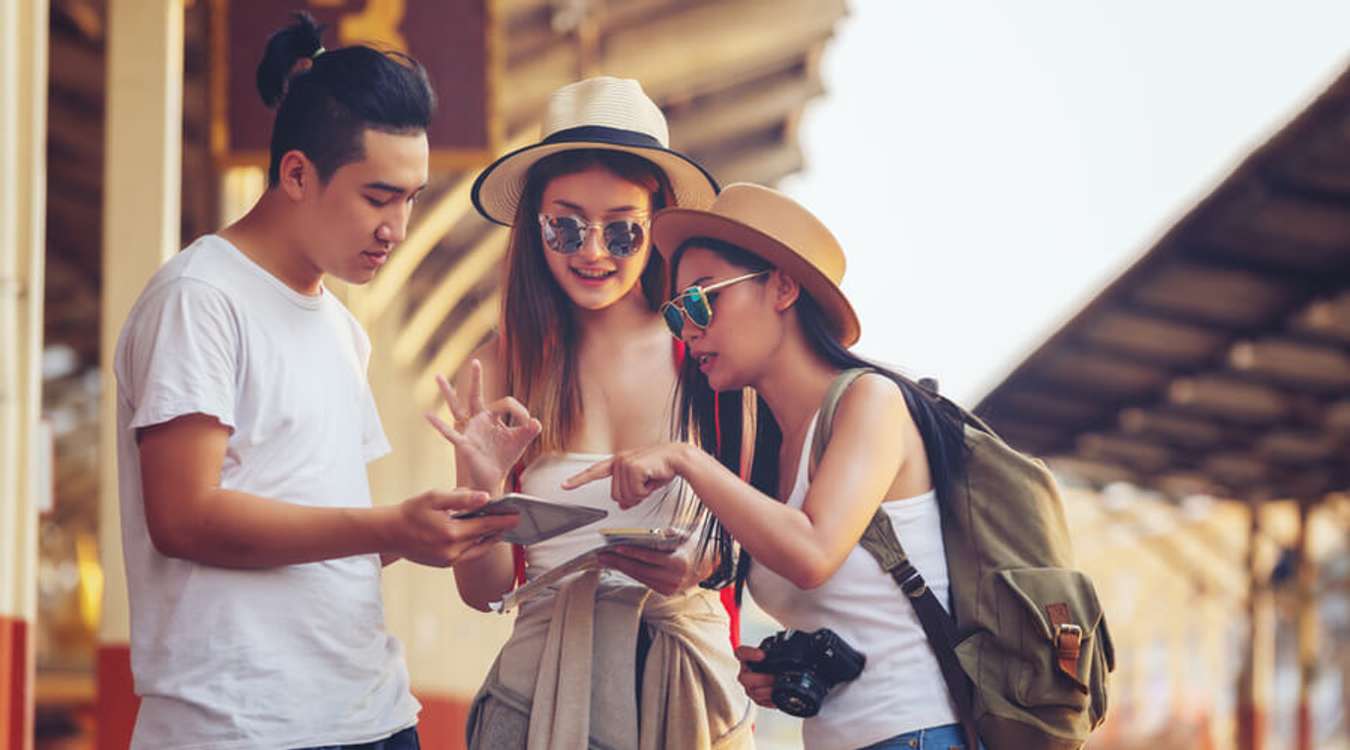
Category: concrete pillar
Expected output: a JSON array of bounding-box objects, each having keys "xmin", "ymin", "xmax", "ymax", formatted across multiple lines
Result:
[
  {"xmin": 0, "ymin": 0, "xmax": 23, "ymax": 736},
  {"xmin": 97, "ymin": 1, "xmax": 184, "ymax": 747},
  {"xmin": 1236, "ymin": 499, "xmax": 1274, "ymax": 750},
  {"xmin": 0, "ymin": 0, "xmax": 50, "ymax": 745},
  {"xmin": 218, "ymin": 166, "xmax": 266, "ymax": 227},
  {"xmin": 1200, "ymin": 593, "xmax": 1226, "ymax": 750},
  {"xmin": 1294, "ymin": 499, "xmax": 1319, "ymax": 750}
]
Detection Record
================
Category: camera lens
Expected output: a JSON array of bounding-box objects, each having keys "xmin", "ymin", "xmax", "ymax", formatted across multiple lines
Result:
[{"xmin": 771, "ymin": 671, "xmax": 828, "ymax": 718}]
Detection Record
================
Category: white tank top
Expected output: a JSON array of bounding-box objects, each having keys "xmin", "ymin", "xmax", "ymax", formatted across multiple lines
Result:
[
  {"xmin": 747, "ymin": 416, "xmax": 958, "ymax": 750},
  {"xmin": 519, "ymin": 452, "xmax": 700, "ymax": 576}
]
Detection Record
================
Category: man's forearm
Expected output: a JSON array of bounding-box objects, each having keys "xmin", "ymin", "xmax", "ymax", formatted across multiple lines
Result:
[{"xmin": 151, "ymin": 488, "xmax": 395, "ymax": 569}]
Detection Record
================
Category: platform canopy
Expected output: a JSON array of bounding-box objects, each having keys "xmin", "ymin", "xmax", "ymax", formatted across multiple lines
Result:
[{"xmin": 976, "ymin": 64, "xmax": 1350, "ymax": 504}]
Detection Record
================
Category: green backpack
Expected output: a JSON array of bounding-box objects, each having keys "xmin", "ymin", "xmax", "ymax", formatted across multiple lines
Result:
[{"xmin": 810, "ymin": 369, "xmax": 1114, "ymax": 750}]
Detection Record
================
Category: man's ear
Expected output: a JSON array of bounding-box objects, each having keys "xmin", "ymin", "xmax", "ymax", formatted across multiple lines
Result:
[
  {"xmin": 277, "ymin": 149, "xmax": 314, "ymax": 201},
  {"xmin": 770, "ymin": 270, "xmax": 801, "ymax": 313}
]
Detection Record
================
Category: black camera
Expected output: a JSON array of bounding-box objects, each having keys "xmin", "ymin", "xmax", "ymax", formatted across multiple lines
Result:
[{"xmin": 747, "ymin": 628, "xmax": 866, "ymax": 717}]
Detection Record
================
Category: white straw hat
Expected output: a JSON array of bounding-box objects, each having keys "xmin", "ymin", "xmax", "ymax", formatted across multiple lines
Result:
[{"xmin": 471, "ymin": 77, "xmax": 719, "ymax": 225}]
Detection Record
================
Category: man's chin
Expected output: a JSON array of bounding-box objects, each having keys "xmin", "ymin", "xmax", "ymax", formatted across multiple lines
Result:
[{"xmin": 330, "ymin": 266, "xmax": 379, "ymax": 286}]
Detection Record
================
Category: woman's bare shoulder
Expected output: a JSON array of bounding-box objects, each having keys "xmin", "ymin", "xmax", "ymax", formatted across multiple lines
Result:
[{"xmin": 834, "ymin": 371, "xmax": 913, "ymax": 435}]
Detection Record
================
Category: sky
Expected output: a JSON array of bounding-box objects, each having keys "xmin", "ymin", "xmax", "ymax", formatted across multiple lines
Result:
[{"xmin": 780, "ymin": 0, "xmax": 1350, "ymax": 405}]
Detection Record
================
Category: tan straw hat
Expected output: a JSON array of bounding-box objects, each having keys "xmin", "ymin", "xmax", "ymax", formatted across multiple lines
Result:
[
  {"xmin": 471, "ymin": 77, "xmax": 719, "ymax": 226},
  {"xmin": 652, "ymin": 183, "xmax": 860, "ymax": 346}
]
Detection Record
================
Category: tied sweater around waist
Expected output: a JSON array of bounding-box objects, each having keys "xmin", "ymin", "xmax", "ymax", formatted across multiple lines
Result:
[{"xmin": 468, "ymin": 452, "xmax": 755, "ymax": 750}]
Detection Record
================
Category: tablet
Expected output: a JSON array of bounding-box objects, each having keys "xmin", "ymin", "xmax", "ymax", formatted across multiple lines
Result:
[
  {"xmin": 599, "ymin": 527, "xmax": 688, "ymax": 552},
  {"xmin": 453, "ymin": 492, "xmax": 607, "ymax": 546}
]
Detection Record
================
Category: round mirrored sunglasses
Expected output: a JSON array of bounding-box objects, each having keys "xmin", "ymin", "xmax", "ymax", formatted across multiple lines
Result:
[{"xmin": 538, "ymin": 213, "xmax": 649, "ymax": 258}]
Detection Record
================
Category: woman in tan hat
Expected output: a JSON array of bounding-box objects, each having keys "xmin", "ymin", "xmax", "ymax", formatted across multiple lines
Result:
[
  {"xmin": 425, "ymin": 77, "xmax": 754, "ymax": 749},
  {"xmin": 564, "ymin": 184, "xmax": 977, "ymax": 750}
]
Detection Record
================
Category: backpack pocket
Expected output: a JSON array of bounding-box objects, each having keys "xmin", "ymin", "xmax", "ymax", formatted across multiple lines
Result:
[
  {"xmin": 994, "ymin": 567, "xmax": 1110, "ymax": 720},
  {"xmin": 1089, "ymin": 608, "xmax": 1115, "ymax": 723}
]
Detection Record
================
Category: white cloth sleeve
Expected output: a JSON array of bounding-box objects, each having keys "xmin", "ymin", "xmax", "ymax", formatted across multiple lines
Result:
[
  {"xmin": 124, "ymin": 279, "xmax": 239, "ymax": 433},
  {"xmin": 361, "ymin": 389, "xmax": 392, "ymax": 463},
  {"xmin": 342, "ymin": 309, "xmax": 391, "ymax": 463}
]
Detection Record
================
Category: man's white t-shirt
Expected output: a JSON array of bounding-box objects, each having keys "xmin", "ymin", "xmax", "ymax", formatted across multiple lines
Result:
[{"xmin": 114, "ymin": 234, "xmax": 419, "ymax": 749}]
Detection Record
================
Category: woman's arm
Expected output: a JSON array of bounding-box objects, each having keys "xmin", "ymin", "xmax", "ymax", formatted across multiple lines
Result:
[
  {"xmin": 432, "ymin": 340, "xmax": 533, "ymax": 610},
  {"xmin": 567, "ymin": 374, "xmax": 914, "ymax": 589},
  {"xmin": 452, "ymin": 542, "xmax": 518, "ymax": 611}
]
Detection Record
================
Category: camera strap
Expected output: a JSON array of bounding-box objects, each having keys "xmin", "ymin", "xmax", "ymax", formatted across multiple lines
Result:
[{"xmin": 811, "ymin": 368, "xmax": 981, "ymax": 750}]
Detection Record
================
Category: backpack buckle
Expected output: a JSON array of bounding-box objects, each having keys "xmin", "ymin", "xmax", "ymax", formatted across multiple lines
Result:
[
  {"xmin": 1054, "ymin": 623, "xmax": 1086, "ymax": 691},
  {"xmin": 892, "ymin": 564, "xmax": 928, "ymax": 598},
  {"xmin": 1055, "ymin": 623, "xmax": 1083, "ymax": 653}
]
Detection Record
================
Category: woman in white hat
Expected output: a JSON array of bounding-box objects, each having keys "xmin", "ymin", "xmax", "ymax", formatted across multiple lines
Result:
[
  {"xmin": 427, "ymin": 77, "xmax": 754, "ymax": 749},
  {"xmin": 564, "ymin": 184, "xmax": 978, "ymax": 750}
]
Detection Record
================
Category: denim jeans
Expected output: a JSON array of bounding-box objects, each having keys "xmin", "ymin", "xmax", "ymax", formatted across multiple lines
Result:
[
  {"xmin": 857, "ymin": 722, "xmax": 980, "ymax": 750},
  {"xmin": 296, "ymin": 725, "xmax": 420, "ymax": 750}
]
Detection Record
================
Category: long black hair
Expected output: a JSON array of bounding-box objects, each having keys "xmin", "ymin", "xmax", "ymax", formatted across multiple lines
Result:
[
  {"xmin": 256, "ymin": 13, "xmax": 436, "ymax": 186},
  {"xmin": 672, "ymin": 238, "xmax": 970, "ymax": 600}
]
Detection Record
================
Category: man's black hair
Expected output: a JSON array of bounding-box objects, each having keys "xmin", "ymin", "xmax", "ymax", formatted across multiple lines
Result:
[{"xmin": 256, "ymin": 12, "xmax": 436, "ymax": 186}]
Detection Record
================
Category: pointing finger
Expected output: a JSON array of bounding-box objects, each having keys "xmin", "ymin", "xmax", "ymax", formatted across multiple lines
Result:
[{"xmin": 561, "ymin": 458, "xmax": 615, "ymax": 490}]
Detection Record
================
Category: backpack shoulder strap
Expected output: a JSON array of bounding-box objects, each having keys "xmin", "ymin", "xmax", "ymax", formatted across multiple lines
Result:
[
  {"xmin": 808, "ymin": 368, "xmax": 874, "ymax": 480},
  {"xmin": 859, "ymin": 505, "xmax": 982, "ymax": 747}
]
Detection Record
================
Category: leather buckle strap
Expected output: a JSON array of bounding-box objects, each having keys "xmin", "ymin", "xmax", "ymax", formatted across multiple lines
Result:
[
  {"xmin": 1045, "ymin": 602, "xmax": 1089, "ymax": 693},
  {"xmin": 1055, "ymin": 623, "xmax": 1082, "ymax": 660},
  {"xmin": 1054, "ymin": 623, "xmax": 1087, "ymax": 693}
]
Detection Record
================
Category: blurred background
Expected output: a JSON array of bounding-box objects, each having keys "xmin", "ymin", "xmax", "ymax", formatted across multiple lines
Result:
[{"xmin": 0, "ymin": 1, "xmax": 1346, "ymax": 748}]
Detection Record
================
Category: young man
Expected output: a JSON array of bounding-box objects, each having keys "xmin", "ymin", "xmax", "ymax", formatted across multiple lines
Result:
[{"xmin": 113, "ymin": 16, "xmax": 528, "ymax": 749}]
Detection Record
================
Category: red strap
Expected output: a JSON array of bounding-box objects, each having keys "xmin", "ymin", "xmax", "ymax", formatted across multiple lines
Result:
[
  {"xmin": 721, "ymin": 587, "xmax": 741, "ymax": 648},
  {"xmin": 512, "ymin": 545, "xmax": 528, "ymax": 587},
  {"xmin": 509, "ymin": 465, "xmax": 528, "ymax": 587}
]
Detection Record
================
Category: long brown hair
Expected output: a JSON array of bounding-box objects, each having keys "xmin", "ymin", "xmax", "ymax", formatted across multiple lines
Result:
[{"xmin": 500, "ymin": 149, "xmax": 676, "ymax": 465}]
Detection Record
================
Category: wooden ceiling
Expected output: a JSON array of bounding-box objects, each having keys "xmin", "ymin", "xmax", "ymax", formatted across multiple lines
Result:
[
  {"xmin": 46, "ymin": 1, "xmax": 106, "ymax": 369},
  {"xmin": 47, "ymin": 0, "xmax": 216, "ymax": 372},
  {"xmin": 975, "ymin": 64, "xmax": 1350, "ymax": 504},
  {"xmin": 389, "ymin": 0, "xmax": 847, "ymax": 390},
  {"xmin": 48, "ymin": 2, "xmax": 1343, "ymax": 504},
  {"xmin": 43, "ymin": 0, "xmax": 845, "ymax": 373},
  {"xmin": 41, "ymin": 0, "xmax": 848, "ymax": 513}
]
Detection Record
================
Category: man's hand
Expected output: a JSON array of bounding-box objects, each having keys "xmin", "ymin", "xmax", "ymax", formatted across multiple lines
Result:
[{"xmin": 384, "ymin": 489, "xmax": 520, "ymax": 568}]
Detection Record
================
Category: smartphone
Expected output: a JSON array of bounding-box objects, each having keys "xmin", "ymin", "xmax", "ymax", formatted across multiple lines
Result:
[
  {"xmin": 599, "ymin": 527, "xmax": 688, "ymax": 552},
  {"xmin": 453, "ymin": 492, "xmax": 607, "ymax": 545}
]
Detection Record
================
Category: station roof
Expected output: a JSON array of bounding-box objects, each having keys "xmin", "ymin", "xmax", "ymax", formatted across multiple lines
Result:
[{"xmin": 975, "ymin": 64, "xmax": 1350, "ymax": 503}]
